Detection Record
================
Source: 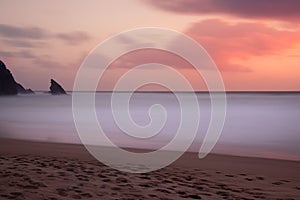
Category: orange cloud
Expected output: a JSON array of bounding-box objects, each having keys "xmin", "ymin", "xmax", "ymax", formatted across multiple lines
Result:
[{"xmin": 185, "ymin": 19, "xmax": 300, "ymax": 71}]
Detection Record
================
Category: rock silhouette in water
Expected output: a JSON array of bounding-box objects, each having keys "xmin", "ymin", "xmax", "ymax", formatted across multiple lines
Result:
[
  {"xmin": 49, "ymin": 79, "xmax": 66, "ymax": 95},
  {"xmin": 0, "ymin": 60, "xmax": 18, "ymax": 95}
]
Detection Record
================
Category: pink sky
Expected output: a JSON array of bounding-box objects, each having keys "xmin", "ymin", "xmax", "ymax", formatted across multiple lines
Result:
[{"xmin": 0, "ymin": 0, "xmax": 300, "ymax": 91}]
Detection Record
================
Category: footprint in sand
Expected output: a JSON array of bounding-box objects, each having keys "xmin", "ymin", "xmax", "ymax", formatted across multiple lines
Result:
[
  {"xmin": 272, "ymin": 181, "xmax": 283, "ymax": 185},
  {"xmin": 256, "ymin": 176, "xmax": 265, "ymax": 180},
  {"xmin": 115, "ymin": 177, "xmax": 128, "ymax": 183},
  {"xmin": 56, "ymin": 188, "xmax": 68, "ymax": 197}
]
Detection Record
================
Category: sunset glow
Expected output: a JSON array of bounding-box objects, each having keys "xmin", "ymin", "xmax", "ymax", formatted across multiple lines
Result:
[{"xmin": 1, "ymin": 0, "xmax": 299, "ymax": 91}]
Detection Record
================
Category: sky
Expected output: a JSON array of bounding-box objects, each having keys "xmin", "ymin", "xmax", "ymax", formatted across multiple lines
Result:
[{"xmin": 0, "ymin": 0, "xmax": 300, "ymax": 91}]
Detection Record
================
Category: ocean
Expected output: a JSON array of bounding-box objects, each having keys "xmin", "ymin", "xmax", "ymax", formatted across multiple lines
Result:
[{"xmin": 0, "ymin": 92, "xmax": 299, "ymax": 161}]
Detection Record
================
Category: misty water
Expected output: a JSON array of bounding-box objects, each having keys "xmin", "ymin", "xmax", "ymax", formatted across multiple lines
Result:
[{"xmin": 0, "ymin": 92, "xmax": 299, "ymax": 161}]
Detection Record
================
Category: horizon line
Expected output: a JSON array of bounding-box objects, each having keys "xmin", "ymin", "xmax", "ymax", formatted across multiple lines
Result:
[{"xmin": 34, "ymin": 90, "xmax": 300, "ymax": 93}]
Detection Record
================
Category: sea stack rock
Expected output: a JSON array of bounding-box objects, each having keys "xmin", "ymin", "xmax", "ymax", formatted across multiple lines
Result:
[
  {"xmin": 49, "ymin": 79, "xmax": 66, "ymax": 95},
  {"xmin": 0, "ymin": 60, "xmax": 18, "ymax": 95}
]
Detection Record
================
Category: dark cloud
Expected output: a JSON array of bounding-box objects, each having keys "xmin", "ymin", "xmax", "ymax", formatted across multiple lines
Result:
[
  {"xmin": 0, "ymin": 50, "xmax": 35, "ymax": 58},
  {"xmin": 3, "ymin": 39, "xmax": 45, "ymax": 48},
  {"xmin": 0, "ymin": 24, "xmax": 48, "ymax": 39},
  {"xmin": 146, "ymin": 0, "xmax": 300, "ymax": 21},
  {"xmin": 0, "ymin": 24, "xmax": 91, "ymax": 45},
  {"xmin": 56, "ymin": 31, "xmax": 91, "ymax": 45},
  {"xmin": 0, "ymin": 51, "xmax": 14, "ymax": 57}
]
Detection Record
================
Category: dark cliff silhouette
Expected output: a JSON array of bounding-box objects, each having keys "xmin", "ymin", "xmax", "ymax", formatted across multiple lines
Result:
[
  {"xmin": 49, "ymin": 79, "xmax": 66, "ymax": 95},
  {"xmin": 0, "ymin": 60, "xmax": 34, "ymax": 95},
  {"xmin": 0, "ymin": 60, "xmax": 18, "ymax": 95}
]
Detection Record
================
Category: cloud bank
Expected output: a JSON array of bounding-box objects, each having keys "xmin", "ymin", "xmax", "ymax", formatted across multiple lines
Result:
[
  {"xmin": 0, "ymin": 24, "xmax": 91, "ymax": 44},
  {"xmin": 146, "ymin": 0, "xmax": 300, "ymax": 21},
  {"xmin": 185, "ymin": 19, "xmax": 300, "ymax": 71}
]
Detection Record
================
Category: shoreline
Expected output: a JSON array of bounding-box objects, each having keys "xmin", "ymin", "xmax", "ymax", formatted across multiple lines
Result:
[{"xmin": 1, "ymin": 137, "xmax": 299, "ymax": 162}]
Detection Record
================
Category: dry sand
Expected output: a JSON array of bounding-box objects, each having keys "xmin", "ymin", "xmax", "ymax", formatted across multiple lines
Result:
[{"xmin": 0, "ymin": 138, "xmax": 299, "ymax": 199}]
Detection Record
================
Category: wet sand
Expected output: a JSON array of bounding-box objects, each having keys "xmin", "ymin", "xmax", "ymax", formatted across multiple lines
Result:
[{"xmin": 0, "ymin": 138, "xmax": 299, "ymax": 199}]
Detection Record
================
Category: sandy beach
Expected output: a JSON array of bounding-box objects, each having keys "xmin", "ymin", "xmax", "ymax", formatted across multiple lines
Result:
[{"xmin": 0, "ymin": 138, "xmax": 299, "ymax": 200}]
